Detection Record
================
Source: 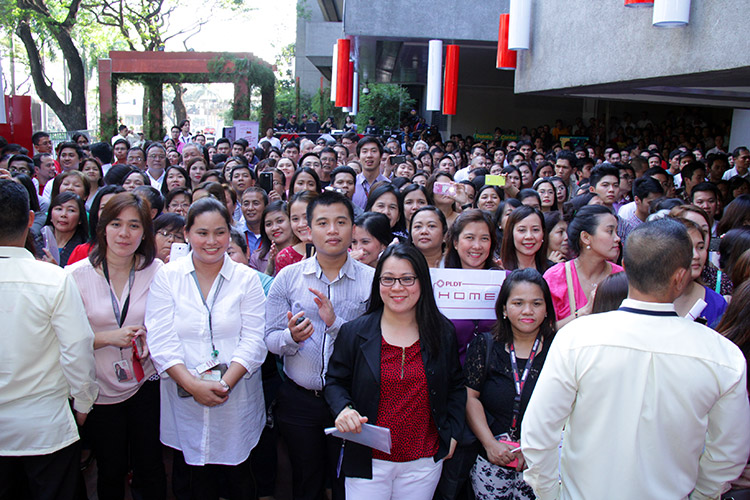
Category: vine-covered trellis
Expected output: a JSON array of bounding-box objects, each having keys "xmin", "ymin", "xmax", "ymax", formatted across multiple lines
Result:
[{"xmin": 99, "ymin": 51, "xmax": 275, "ymax": 141}]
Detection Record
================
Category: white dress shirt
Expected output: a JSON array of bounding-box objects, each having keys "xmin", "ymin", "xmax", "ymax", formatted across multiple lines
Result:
[
  {"xmin": 723, "ymin": 166, "xmax": 750, "ymax": 181},
  {"xmin": 264, "ymin": 254, "xmax": 374, "ymax": 391},
  {"xmin": 145, "ymin": 253, "xmax": 267, "ymax": 465},
  {"xmin": 0, "ymin": 246, "xmax": 98, "ymax": 455},
  {"xmin": 147, "ymin": 170, "xmax": 165, "ymax": 191},
  {"xmin": 521, "ymin": 299, "xmax": 750, "ymax": 500}
]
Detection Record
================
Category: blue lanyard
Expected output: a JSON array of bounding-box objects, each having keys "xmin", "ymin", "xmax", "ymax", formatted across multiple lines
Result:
[{"xmin": 190, "ymin": 271, "xmax": 225, "ymax": 359}]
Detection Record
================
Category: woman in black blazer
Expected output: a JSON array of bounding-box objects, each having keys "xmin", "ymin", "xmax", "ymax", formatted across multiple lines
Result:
[{"xmin": 325, "ymin": 244, "xmax": 466, "ymax": 499}]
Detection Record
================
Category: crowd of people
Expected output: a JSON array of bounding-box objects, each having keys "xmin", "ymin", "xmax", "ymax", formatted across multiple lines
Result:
[{"xmin": 2, "ymin": 108, "xmax": 750, "ymax": 500}]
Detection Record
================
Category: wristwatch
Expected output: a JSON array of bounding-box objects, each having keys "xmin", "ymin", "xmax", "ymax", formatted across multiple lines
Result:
[{"xmin": 219, "ymin": 379, "xmax": 231, "ymax": 392}]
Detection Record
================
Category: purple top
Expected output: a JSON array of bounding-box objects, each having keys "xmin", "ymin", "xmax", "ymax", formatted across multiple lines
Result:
[
  {"xmin": 700, "ymin": 285, "xmax": 727, "ymax": 329},
  {"xmin": 451, "ymin": 319, "xmax": 496, "ymax": 366}
]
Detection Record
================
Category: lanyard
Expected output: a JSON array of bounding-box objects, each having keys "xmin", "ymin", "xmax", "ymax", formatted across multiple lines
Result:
[
  {"xmin": 102, "ymin": 259, "xmax": 135, "ymax": 328},
  {"xmin": 508, "ymin": 334, "xmax": 541, "ymax": 440},
  {"xmin": 190, "ymin": 271, "xmax": 225, "ymax": 359},
  {"xmin": 715, "ymin": 270, "xmax": 723, "ymax": 294}
]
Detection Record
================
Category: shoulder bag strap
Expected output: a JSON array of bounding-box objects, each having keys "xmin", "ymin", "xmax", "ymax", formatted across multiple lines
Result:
[{"xmin": 565, "ymin": 260, "xmax": 577, "ymax": 318}]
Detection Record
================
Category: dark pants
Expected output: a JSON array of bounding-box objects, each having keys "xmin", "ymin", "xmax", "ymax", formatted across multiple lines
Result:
[
  {"xmin": 84, "ymin": 380, "xmax": 166, "ymax": 500},
  {"xmin": 172, "ymin": 449, "xmax": 256, "ymax": 500},
  {"xmin": 250, "ymin": 424, "xmax": 278, "ymax": 497},
  {"xmin": 275, "ymin": 380, "xmax": 344, "ymax": 500},
  {"xmin": 434, "ymin": 440, "xmax": 478, "ymax": 500},
  {"xmin": 0, "ymin": 440, "xmax": 81, "ymax": 500}
]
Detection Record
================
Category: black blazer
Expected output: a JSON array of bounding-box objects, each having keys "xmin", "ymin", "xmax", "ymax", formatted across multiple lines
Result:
[{"xmin": 324, "ymin": 309, "xmax": 466, "ymax": 479}]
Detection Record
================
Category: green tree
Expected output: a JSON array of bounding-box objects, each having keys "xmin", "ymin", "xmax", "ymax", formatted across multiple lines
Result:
[
  {"xmin": 357, "ymin": 84, "xmax": 415, "ymax": 131},
  {"xmin": 2, "ymin": 0, "xmax": 250, "ymax": 133},
  {"xmin": 4, "ymin": 0, "xmax": 90, "ymax": 131}
]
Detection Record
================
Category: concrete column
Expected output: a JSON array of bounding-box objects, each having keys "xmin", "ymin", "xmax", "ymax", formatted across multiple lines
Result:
[{"xmin": 729, "ymin": 109, "xmax": 750, "ymax": 151}]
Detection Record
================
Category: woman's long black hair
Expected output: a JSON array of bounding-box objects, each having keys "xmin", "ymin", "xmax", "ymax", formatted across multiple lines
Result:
[{"xmin": 365, "ymin": 243, "xmax": 448, "ymax": 355}]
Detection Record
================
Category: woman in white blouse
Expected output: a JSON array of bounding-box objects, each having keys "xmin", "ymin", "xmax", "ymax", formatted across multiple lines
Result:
[
  {"xmin": 145, "ymin": 197, "xmax": 267, "ymax": 499},
  {"xmin": 67, "ymin": 192, "xmax": 166, "ymax": 499}
]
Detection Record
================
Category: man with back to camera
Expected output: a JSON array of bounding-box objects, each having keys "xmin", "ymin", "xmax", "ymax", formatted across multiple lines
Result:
[
  {"xmin": 265, "ymin": 190, "xmax": 374, "ymax": 500},
  {"xmin": 0, "ymin": 179, "xmax": 98, "ymax": 499},
  {"xmin": 521, "ymin": 218, "xmax": 750, "ymax": 500}
]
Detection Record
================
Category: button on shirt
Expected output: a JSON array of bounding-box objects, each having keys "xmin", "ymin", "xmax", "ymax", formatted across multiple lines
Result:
[
  {"xmin": 145, "ymin": 253, "xmax": 267, "ymax": 466},
  {"xmin": 352, "ymin": 173, "xmax": 390, "ymax": 210},
  {"xmin": 521, "ymin": 299, "xmax": 750, "ymax": 500},
  {"xmin": 265, "ymin": 255, "xmax": 374, "ymax": 391},
  {"xmin": 0, "ymin": 247, "xmax": 98, "ymax": 455}
]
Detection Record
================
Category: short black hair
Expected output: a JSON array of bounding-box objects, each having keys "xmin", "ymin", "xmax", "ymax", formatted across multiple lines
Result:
[
  {"xmin": 0, "ymin": 179, "xmax": 31, "ymax": 241},
  {"xmin": 577, "ymin": 157, "xmax": 595, "ymax": 170},
  {"xmin": 331, "ymin": 165, "xmax": 357, "ymax": 184},
  {"xmin": 133, "ymin": 185, "xmax": 164, "ymax": 217},
  {"xmin": 306, "ymin": 189, "xmax": 354, "ymax": 225},
  {"xmin": 690, "ymin": 182, "xmax": 720, "ymax": 201},
  {"xmin": 556, "ymin": 150, "xmax": 577, "ymax": 166},
  {"xmin": 680, "ymin": 161, "xmax": 705, "ymax": 182},
  {"xmin": 589, "ymin": 164, "xmax": 620, "ymax": 188},
  {"xmin": 57, "ymin": 141, "xmax": 83, "ymax": 159},
  {"xmin": 624, "ymin": 218, "xmax": 692, "ymax": 295},
  {"xmin": 633, "ymin": 176, "xmax": 664, "ymax": 201},
  {"xmin": 215, "ymin": 137, "xmax": 231, "ymax": 147},
  {"xmin": 356, "ymin": 136, "xmax": 383, "ymax": 157},
  {"xmin": 733, "ymin": 146, "xmax": 749, "ymax": 159},
  {"xmin": 87, "ymin": 142, "xmax": 112, "ymax": 165},
  {"xmin": 31, "ymin": 131, "xmax": 50, "ymax": 146}
]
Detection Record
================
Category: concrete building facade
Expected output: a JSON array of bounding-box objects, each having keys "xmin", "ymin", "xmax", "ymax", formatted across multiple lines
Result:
[{"xmin": 295, "ymin": 0, "xmax": 745, "ymax": 141}]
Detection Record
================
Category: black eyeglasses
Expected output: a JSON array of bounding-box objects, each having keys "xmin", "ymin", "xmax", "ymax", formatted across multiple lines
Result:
[{"xmin": 379, "ymin": 275, "xmax": 418, "ymax": 287}]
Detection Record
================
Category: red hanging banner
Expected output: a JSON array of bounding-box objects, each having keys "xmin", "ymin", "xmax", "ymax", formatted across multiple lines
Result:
[
  {"xmin": 497, "ymin": 14, "xmax": 517, "ymax": 70},
  {"xmin": 443, "ymin": 45, "xmax": 459, "ymax": 115},
  {"xmin": 335, "ymin": 39, "xmax": 351, "ymax": 107}
]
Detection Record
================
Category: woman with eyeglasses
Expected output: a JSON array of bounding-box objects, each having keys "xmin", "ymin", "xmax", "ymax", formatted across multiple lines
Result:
[
  {"xmin": 325, "ymin": 244, "xmax": 465, "ymax": 499},
  {"xmin": 153, "ymin": 213, "xmax": 186, "ymax": 263}
]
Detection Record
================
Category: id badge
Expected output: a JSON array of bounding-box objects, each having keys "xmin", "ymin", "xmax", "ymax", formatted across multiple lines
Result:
[
  {"xmin": 200, "ymin": 369, "xmax": 222, "ymax": 382},
  {"xmin": 194, "ymin": 359, "xmax": 219, "ymax": 375},
  {"xmin": 113, "ymin": 359, "xmax": 133, "ymax": 382}
]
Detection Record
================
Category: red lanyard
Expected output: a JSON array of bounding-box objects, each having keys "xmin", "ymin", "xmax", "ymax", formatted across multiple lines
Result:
[{"xmin": 508, "ymin": 334, "xmax": 541, "ymax": 439}]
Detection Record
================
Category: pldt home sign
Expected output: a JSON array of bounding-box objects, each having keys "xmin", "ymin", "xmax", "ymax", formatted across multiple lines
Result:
[{"xmin": 429, "ymin": 269, "xmax": 506, "ymax": 320}]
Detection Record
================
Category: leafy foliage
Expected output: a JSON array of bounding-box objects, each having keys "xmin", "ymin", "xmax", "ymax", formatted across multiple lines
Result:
[{"xmin": 356, "ymin": 83, "xmax": 415, "ymax": 131}]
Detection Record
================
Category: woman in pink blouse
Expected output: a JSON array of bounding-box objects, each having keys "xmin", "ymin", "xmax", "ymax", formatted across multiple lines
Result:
[
  {"xmin": 543, "ymin": 205, "xmax": 623, "ymax": 327},
  {"xmin": 67, "ymin": 192, "xmax": 166, "ymax": 499}
]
